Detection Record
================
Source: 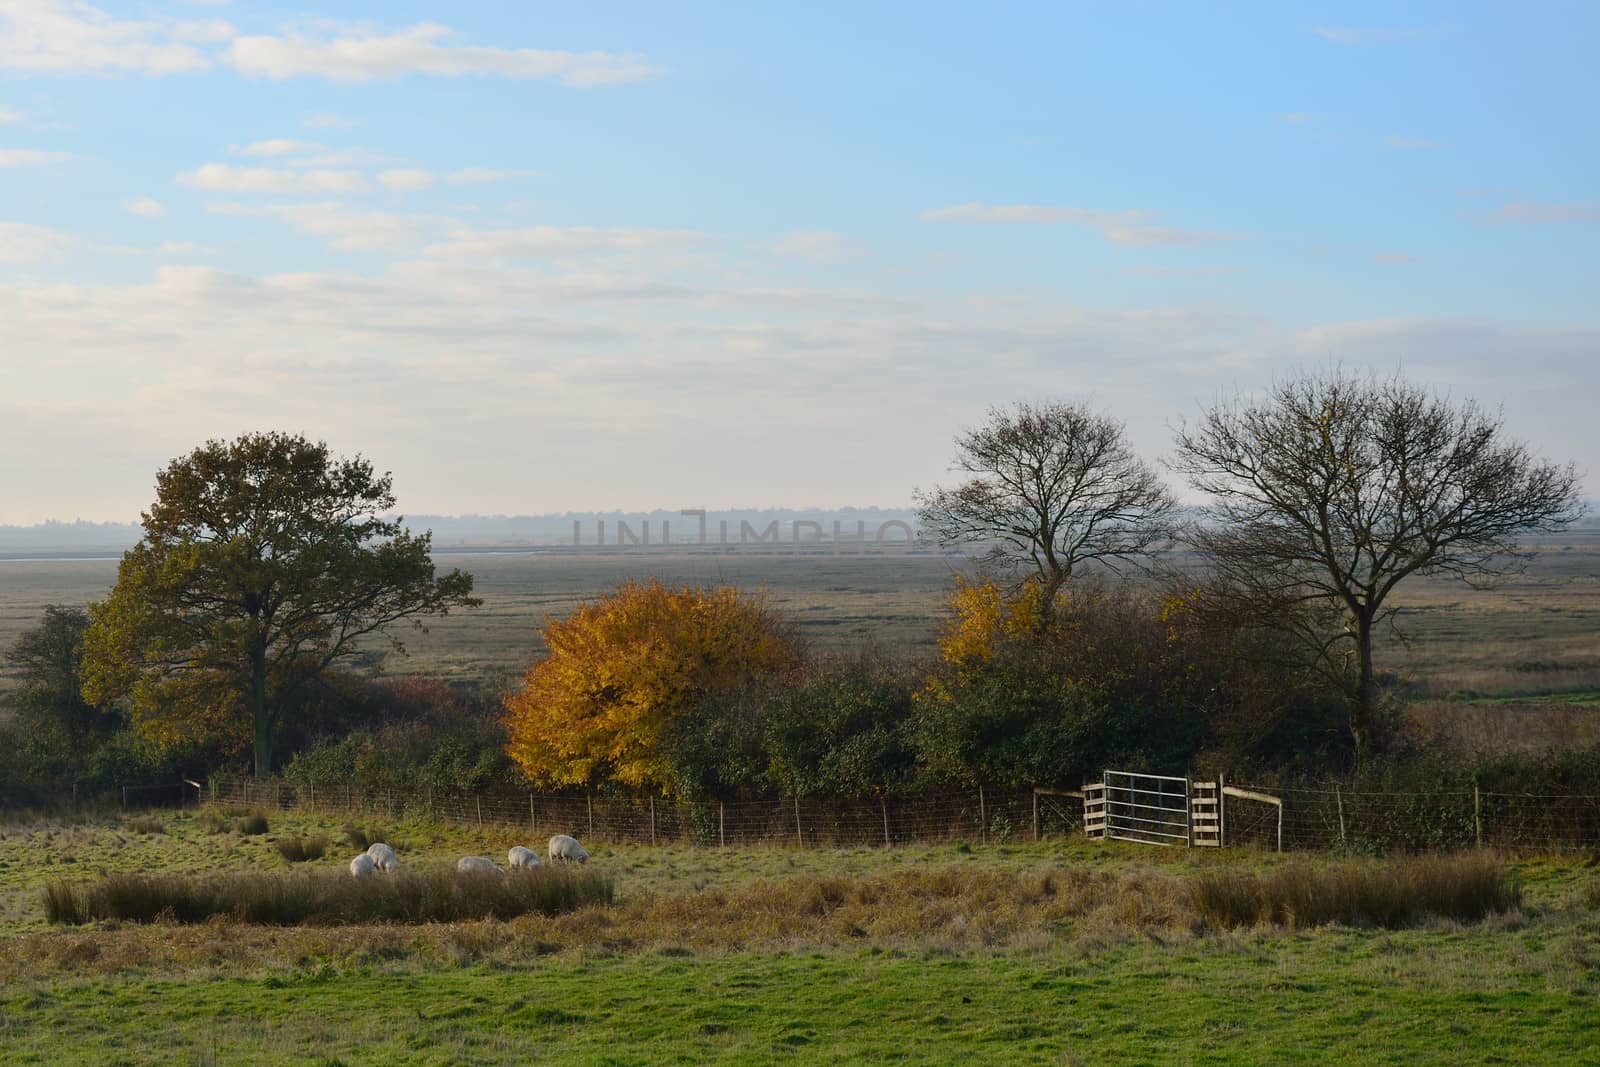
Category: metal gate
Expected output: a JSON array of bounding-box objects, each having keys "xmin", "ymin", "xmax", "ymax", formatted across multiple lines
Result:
[{"xmin": 1102, "ymin": 770, "xmax": 1190, "ymax": 846}]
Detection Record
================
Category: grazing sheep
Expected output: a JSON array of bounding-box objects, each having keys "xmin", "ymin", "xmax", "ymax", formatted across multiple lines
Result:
[
  {"xmin": 508, "ymin": 845, "xmax": 540, "ymax": 870},
  {"xmin": 366, "ymin": 842, "xmax": 399, "ymax": 871},
  {"xmin": 548, "ymin": 834, "xmax": 589, "ymax": 865},
  {"xmin": 349, "ymin": 853, "xmax": 376, "ymax": 878},
  {"xmin": 456, "ymin": 855, "xmax": 504, "ymax": 874}
]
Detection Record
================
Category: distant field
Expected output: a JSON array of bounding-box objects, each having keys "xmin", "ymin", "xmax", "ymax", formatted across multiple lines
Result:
[{"xmin": 3, "ymin": 535, "xmax": 1597, "ymax": 734}]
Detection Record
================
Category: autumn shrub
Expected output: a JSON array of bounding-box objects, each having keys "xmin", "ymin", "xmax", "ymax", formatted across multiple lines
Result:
[
  {"xmin": 234, "ymin": 812, "xmax": 269, "ymax": 835},
  {"xmin": 1190, "ymin": 853, "xmax": 1519, "ymax": 929},
  {"xmin": 43, "ymin": 867, "xmax": 614, "ymax": 926},
  {"xmin": 275, "ymin": 834, "xmax": 329, "ymax": 863}
]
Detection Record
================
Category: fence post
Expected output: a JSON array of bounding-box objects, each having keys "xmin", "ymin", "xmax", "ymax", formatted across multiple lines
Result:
[
  {"xmin": 1474, "ymin": 781, "xmax": 1483, "ymax": 847},
  {"xmin": 122, "ymin": 785, "xmax": 127, "ymax": 810},
  {"xmin": 1277, "ymin": 802, "xmax": 1283, "ymax": 854},
  {"xmin": 650, "ymin": 796, "xmax": 657, "ymax": 847},
  {"xmin": 794, "ymin": 797, "xmax": 803, "ymax": 847},
  {"xmin": 1218, "ymin": 773, "xmax": 1226, "ymax": 848},
  {"xmin": 308, "ymin": 782, "xmax": 315, "ymax": 812},
  {"xmin": 719, "ymin": 801, "xmax": 726, "ymax": 848},
  {"xmin": 529, "ymin": 794, "xmax": 536, "ymax": 833},
  {"xmin": 475, "ymin": 797, "xmax": 483, "ymax": 826},
  {"xmin": 1335, "ymin": 783, "xmax": 1346, "ymax": 848},
  {"xmin": 587, "ymin": 794, "xmax": 594, "ymax": 840},
  {"xmin": 881, "ymin": 795, "xmax": 891, "ymax": 849},
  {"xmin": 1032, "ymin": 789, "xmax": 1039, "ymax": 842},
  {"xmin": 978, "ymin": 786, "xmax": 987, "ymax": 845}
]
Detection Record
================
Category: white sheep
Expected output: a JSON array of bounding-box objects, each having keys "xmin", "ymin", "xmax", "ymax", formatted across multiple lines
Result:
[
  {"xmin": 456, "ymin": 855, "xmax": 504, "ymax": 874},
  {"xmin": 548, "ymin": 834, "xmax": 589, "ymax": 865},
  {"xmin": 508, "ymin": 845, "xmax": 541, "ymax": 870},
  {"xmin": 349, "ymin": 853, "xmax": 376, "ymax": 878},
  {"xmin": 366, "ymin": 842, "xmax": 399, "ymax": 871}
]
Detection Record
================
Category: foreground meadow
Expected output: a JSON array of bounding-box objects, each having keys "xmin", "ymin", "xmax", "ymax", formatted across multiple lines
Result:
[{"xmin": 1, "ymin": 809, "xmax": 1598, "ymax": 1063}]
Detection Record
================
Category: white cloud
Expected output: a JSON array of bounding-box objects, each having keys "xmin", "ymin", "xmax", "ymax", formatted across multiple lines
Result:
[
  {"xmin": 208, "ymin": 201, "xmax": 429, "ymax": 251},
  {"xmin": 0, "ymin": 0, "xmax": 216, "ymax": 74},
  {"xmin": 0, "ymin": 106, "xmax": 20, "ymax": 124},
  {"xmin": 226, "ymin": 22, "xmax": 662, "ymax": 86},
  {"xmin": 423, "ymin": 225, "xmax": 709, "ymax": 260},
  {"xmin": 0, "ymin": 221, "xmax": 75, "ymax": 262},
  {"xmin": 921, "ymin": 202, "xmax": 1235, "ymax": 247},
  {"xmin": 125, "ymin": 197, "xmax": 165, "ymax": 218},
  {"xmin": 377, "ymin": 169, "xmax": 436, "ymax": 191},
  {"xmin": 770, "ymin": 231, "xmax": 861, "ymax": 265},
  {"xmin": 177, "ymin": 163, "xmax": 369, "ymax": 194},
  {"xmin": 234, "ymin": 139, "xmax": 323, "ymax": 158},
  {"xmin": 1475, "ymin": 201, "xmax": 1600, "ymax": 226},
  {"xmin": 0, "ymin": 148, "xmax": 71, "ymax": 167},
  {"xmin": 446, "ymin": 167, "xmax": 533, "ymax": 186},
  {"xmin": 159, "ymin": 240, "xmax": 199, "ymax": 254}
]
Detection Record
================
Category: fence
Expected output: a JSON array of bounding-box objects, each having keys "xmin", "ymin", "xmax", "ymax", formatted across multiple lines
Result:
[{"xmin": 189, "ymin": 774, "xmax": 1600, "ymax": 853}]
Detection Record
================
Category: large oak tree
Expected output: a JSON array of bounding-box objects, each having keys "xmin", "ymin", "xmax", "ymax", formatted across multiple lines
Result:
[
  {"xmin": 81, "ymin": 433, "xmax": 479, "ymax": 775},
  {"xmin": 1172, "ymin": 369, "xmax": 1584, "ymax": 763}
]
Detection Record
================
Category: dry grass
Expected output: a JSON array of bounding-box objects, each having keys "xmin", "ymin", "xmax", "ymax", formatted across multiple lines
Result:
[
  {"xmin": 1190, "ymin": 852, "xmax": 1520, "ymax": 929},
  {"xmin": 274, "ymin": 834, "xmax": 329, "ymax": 863},
  {"xmin": 123, "ymin": 816, "xmax": 166, "ymax": 835},
  {"xmin": 43, "ymin": 866, "xmax": 614, "ymax": 926}
]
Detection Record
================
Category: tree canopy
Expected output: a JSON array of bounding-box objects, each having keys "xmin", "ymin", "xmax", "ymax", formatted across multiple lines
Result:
[
  {"xmin": 1172, "ymin": 369, "xmax": 1584, "ymax": 762},
  {"xmin": 916, "ymin": 401, "xmax": 1175, "ymax": 615},
  {"xmin": 80, "ymin": 432, "xmax": 478, "ymax": 775},
  {"xmin": 502, "ymin": 578, "xmax": 800, "ymax": 793}
]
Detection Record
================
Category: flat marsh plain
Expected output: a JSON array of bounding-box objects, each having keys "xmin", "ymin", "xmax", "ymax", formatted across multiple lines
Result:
[{"xmin": 2, "ymin": 809, "xmax": 1599, "ymax": 1064}]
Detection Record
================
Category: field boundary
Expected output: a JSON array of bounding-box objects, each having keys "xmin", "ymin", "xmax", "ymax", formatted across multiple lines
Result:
[{"xmin": 181, "ymin": 774, "xmax": 1600, "ymax": 853}]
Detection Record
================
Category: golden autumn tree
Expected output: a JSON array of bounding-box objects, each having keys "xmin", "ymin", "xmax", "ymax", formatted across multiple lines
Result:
[{"xmin": 502, "ymin": 579, "xmax": 800, "ymax": 792}]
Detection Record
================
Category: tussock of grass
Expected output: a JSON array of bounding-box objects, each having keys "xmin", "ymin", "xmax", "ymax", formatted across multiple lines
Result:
[
  {"xmin": 1190, "ymin": 853, "xmax": 1519, "ymax": 929},
  {"xmin": 275, "ymin": 835, "xmax": 329, "ymax": 863},
  {"xmin": 123, "ymin": 817, "xmax": 166, "ymax": 835},
  {"xmin": 42, "ymin": 866, "xmax": 614, "ymax": 926},
  {"xmin": 342, "ymin": 825, "xmax": 392, "ymax": 852},
  {"xmin": 234, "ymin": 812, "xmax": 270, "ymax": 836}
]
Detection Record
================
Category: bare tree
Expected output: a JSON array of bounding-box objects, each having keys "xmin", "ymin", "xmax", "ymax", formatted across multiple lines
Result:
[
  {"xmin": 916, "ymin": 402, "xmax": 1176, "ymax": 613},
  {"xmin": 1172, "ymin": 369, "xmax": 1584, "ymax": 763}
]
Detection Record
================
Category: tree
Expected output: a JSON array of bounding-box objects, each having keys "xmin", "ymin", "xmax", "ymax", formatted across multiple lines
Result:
[
  {"xmin": 916, "ymin": 401, "xmax": 1175, "ymax": 618},
  {"xmin": 80, "ymin": 432, "xmax": 479, "ymax": 776},
  {"xmin": 502, "ymin": 579, "xmax": 800, "ymax": 793},
  {"xmin": 10, "ymin": 605, "xmax": 98, "ymax": 740},
  {"xmin": 1172, "ymin": 369, "xmax": 1584, "ymax": 762}
]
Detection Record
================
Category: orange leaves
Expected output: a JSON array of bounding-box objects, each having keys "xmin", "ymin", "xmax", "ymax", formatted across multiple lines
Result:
[
  {"xmin": 936, "ymin": 575, "xmax": 1052, "ymax": 669},
  {"xmin": 502, "ymin": 579, "xmax": 798, "ymax": 792}
]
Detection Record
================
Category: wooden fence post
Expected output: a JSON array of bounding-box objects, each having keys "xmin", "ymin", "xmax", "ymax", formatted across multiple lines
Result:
[
  {"xmin": 650, "ymin": 796, "xmax": 657, "ymax": 846},
  {"xmin": 881, "ymin": 795, "xmax": 891, "ymax": 849},
  {"xmin": 587, "ymin": 794, "xmax": 594, "ymax": 839},
  {"xmin": 719, "ymin": 801, "xmax": 726, "ymax": 848},
  {"xmin": 475, "ymin": 796, "xmax": 483, "ymax": 826},
  {"xmin": 308, "ymin": 782, "xmax": 314, "ymax": 812},
  {"xmin": 1032, "ymin": 789, "xmax": 1039, "ymax": 842},
  {"xmin": 1335, "ymin": 784, "xmax": 1346, "ymax": 848},
  {"xmin": 529, "ymin": 794, "xmax": 537, "ymax": 833},
  {"xmin": 121, "ymin": 785, "xmax": 127, "ymax": 810},
  {"xmin": 978, "ymin": 786, "xmax": 987, "ymax": 845},
  {"xmin": 1474, "ymin": 781, "xmax": 1483, "ymax": 847},
  {"xmin": 794, "ymin": 797, "xmax": 803, "ymax": 847}
]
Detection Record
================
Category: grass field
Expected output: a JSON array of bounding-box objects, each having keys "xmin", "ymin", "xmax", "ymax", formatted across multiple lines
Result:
[{"xmin": 2, "ymin": 808, "xmax": 1599, "ymax": 1063}]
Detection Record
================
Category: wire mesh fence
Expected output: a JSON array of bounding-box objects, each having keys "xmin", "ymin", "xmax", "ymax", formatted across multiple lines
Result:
[{"xmin": 198, "ymin": 775, "xmax": 1600, "ymax": 853}]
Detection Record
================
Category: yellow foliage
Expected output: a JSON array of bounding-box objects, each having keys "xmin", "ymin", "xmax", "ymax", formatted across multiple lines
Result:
[
  {"xmin": 502, "ymin": 579, "xmax": 798, "ymax": 792},
  {"xmin": 935, "ymin": 575, "xmax": 1054, "ymax": 667}
]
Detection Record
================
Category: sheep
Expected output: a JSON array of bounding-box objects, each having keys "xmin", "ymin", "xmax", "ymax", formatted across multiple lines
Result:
[
  {"xmin": 349, "ymin": 853, "xmax": 376, "ymax": 878},
  {"xmin": 456, "ymin": 855, "xmax": 504, "ymax": 874},
  {"xmin": 508, "ymin": 845, "xmax": 541, "ymax": 870},
  {"xmin": 366, "ymin": 842, "xmax": 399, "ymax": 871},
  {"xmin": 548, "ymin": 834, "xmax": 589, "ymax": 865}
]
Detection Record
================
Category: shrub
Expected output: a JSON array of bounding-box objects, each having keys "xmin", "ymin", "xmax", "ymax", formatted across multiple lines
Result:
[
  {"xmin": 1190, "ymin": 853, "xmax": 1519, "ymax": 929},
  {"xmin": 124, "ymin": 816, "xmax": 166, "ymax": 835},
  {"xmin": 42, "ymin": 866, "xmax": 615, "ymax": 926},
  {"xmin": 197, "ymin": 810, "xmax": 230, "ymax": 834}
]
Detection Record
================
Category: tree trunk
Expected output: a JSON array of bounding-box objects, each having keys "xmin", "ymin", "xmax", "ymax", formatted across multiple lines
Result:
[
  {"xmin": 1348, "ymin": 613, "xmax": 1376, "ymax": 767},
  {"xmin": 250, "ymin": 641, "xmax": 271, "ymax": 777}
]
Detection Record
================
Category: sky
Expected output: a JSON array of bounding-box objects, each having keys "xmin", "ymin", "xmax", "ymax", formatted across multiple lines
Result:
[{"xmin": 1, "ymin": 0, "xmax": 1596, "ymax": 524}]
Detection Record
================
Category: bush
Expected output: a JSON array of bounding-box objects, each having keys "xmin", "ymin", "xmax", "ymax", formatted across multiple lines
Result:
[
  {"xmin": 275, "ymin": 834, "xmax": 329, "ymax": 863},
  {"xmin": 1190, "ymin": 853, "xmax": 1519, "ymax": 929},
  {"xmin": 42, "ymin": 866, "xmax": 615, "ymax": 926},
  {"xmin": 342, "ymin": 824, "xmax": 393, "ymax": 852}
]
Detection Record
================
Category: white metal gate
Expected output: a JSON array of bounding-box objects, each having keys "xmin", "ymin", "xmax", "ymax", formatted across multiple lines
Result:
[{"xmin": 1102, "ymin": 769, "xmax": 1190, "ymax": 846}]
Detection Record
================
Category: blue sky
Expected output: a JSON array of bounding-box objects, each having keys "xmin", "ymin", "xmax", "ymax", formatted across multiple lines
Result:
[{"xmin": 2, "ymin": 1, "xmax": 1596, "ymax": 522}]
